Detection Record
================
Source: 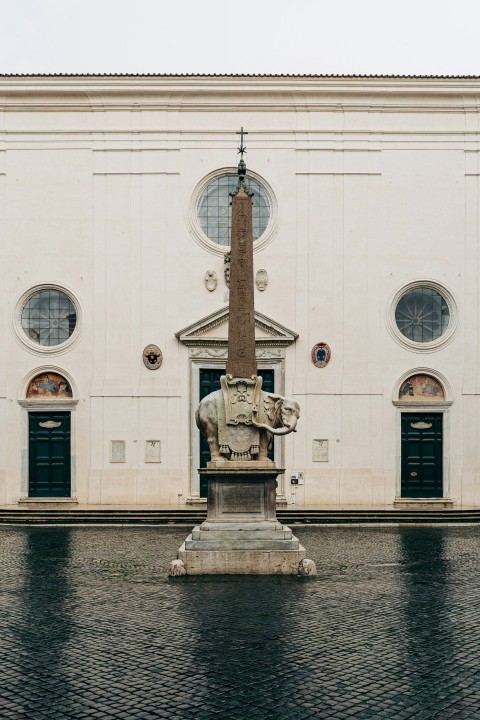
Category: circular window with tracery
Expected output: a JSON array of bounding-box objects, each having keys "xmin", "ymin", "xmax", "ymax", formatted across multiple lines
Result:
[
  {"xmin": 395, "ymin": 287, "xmax": 449, "ymax": 343},
  {"xmin": 14, "ymin": 285, "xmax": 81, "ymax": 355},
  {"xmin": 198, "ymin": 174, "xmax": 270, "ymax": 246},
  {"xmin": 388, "ymin": 281, "xmax": 458, "ymax": 352},
  {"xmin": 189, "ymin": 168, "xmax": 278, "ymax": 255}
]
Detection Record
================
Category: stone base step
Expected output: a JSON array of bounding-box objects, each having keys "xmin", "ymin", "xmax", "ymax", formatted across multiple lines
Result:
[
  {"xmin": 191, "ymin": 528, "xmax": 294, "ymax": 541},
  {"xmin": 178, "ymin": 542, "xmax": 307, "ymax": 575},
  {"xmin": 1, "ymin": 507, "xmax": 480, "ymax": 524}
]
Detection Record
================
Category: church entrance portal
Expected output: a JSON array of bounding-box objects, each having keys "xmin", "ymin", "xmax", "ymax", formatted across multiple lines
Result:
[
  {"xmin": 199, "ymin": 368, "xmax": 275, "ymax": 497},
  {"xmin": 28, "ymin": 412, "xmax": 71, "ymax": 497}
]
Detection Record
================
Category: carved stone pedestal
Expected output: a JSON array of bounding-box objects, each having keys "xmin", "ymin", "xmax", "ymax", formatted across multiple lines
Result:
[{"xmin": 175, "ymin": 463, "xmax": 308, "ymax": 575}]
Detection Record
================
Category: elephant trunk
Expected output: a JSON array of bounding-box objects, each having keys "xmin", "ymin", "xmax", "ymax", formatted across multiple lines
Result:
[{"xmin": 252, "ymin": 414, "xmax": 298, "ymax": 436}]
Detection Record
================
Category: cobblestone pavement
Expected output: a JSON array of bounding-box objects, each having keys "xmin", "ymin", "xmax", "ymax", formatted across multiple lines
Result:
[{"xmin": 1, "ymin": 526, "xmax": 480, "ymax": 719}]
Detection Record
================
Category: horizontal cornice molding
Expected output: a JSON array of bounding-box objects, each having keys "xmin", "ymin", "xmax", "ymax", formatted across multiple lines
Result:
[
  {"xmin": 1, "ymin": 100, "xmax": 480, "ymax": 114},
  {"xmin": 2, "ymin": 76, "xmax": 480, "ymax": 111}
]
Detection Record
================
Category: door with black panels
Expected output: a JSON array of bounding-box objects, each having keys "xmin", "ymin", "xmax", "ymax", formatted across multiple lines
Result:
[
  {"xmin": 199, "ymin": 368, "xmax": 275, "ymax": 497},
  {"xmin": 29, "ymin": 412, "xmax": 71, "ymax": 497},
  {"xmin": 401, "ymin": 413, "xmax": 443, "ymax": 498}
]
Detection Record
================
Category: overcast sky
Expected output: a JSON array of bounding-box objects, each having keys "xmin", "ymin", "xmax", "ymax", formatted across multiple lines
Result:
[{"xmin": 0, "ymin": 0, "xmax": 478, "ymax": 76}]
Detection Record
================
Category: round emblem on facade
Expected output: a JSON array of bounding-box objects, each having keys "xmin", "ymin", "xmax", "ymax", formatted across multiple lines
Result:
[
  {"xmin": 255, "ymin": 269, "xmax": 268, "ymax": 292},
  {"xmin": 143, "ymin": 345, "xmax": 163, "ymax": 370},
  {"xmin": 311, "ymin": 342, "xmax": 331, "ymax": 368},
  {"xmin": 204, "ymin": 270, "xmax": 217, "ymax": 292}
]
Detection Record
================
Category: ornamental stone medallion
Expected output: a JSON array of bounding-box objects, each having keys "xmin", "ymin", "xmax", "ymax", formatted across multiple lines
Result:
[
  {"xmin": 311, "ymin": 342, "xmax": 331, "ymax": 368},
  {"xmin": 204, "ymin": 270, "xmax": 217, "ymax": 292},
  {"xmin": 255, "ymin": 269, "xmax": 268, "ymax": 291},
  {"xmin": 143, "ymin": 345, "xmax": 163, "ymax": 370}
]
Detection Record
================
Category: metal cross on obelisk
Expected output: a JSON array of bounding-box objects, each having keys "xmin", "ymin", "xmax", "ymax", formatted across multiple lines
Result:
[{"xmin": 225, "ymin": 128, "xmax": 257, "ymax": 378}]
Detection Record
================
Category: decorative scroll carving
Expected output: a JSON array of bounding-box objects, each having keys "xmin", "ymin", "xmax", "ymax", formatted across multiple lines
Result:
[
  {"xmin": 410, "ymin": 421, "xmax": 433, "ymax": 430},
  {"xmin": 220, "ymin": 374, "xmax": 262, "ymax": 426},
  {"xmin": 39, "ymin": 420, "xmax": 61, "ymax": 429},
  {"xmin": 224, "ymin": 252, "xmax": 231, "ymax": 288},
  {"xmin": 189, "ymin": 347, "xmax": 229, "ymax": 359},
  {"xmin": 255, "ymin": 348, "xmax": 284, "ymax": 359}
]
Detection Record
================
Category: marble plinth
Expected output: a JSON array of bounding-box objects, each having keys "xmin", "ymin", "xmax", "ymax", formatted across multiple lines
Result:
[
  {"xmin": 173, "ymin": 463, "xmax": 311, "ymax": 576},
  {"xmin": 177, "ymin": 542, "xmax": 307, "ymax": 575},
  {"xmin": 203, "ymin": 461, "xmax": 280, "ymax": 523}
]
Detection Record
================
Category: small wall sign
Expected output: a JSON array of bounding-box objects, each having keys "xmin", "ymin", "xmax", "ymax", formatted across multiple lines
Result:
[
  {"xmin": 110, "ymin": 440, "xmax": 126, "ymax": 463},
  {"xmin": 313, "ymin": 439, "xmax": 329, "ymax": 462},
  {"xmin": 145, "ymin": 440, "xmax": 161, "ymax": 463},
  {"xmin": 143, "ymin": 345, "xmax": 163, "ymax": 370},
  {"xmin": 311, "ymin": 342, "xmax": 331, "ymax": 368}
]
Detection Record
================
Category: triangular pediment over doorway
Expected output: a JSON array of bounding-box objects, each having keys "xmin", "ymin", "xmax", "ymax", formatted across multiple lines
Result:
[{"xmin": 175, "ymin": 306, "xmax": 298, "ymax": 350}]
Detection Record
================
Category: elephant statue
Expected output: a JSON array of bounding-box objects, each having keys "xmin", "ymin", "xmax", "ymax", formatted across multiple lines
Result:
[{"xmin": 196, "ymin": 386, "xmax": 300, "ymax": 462}]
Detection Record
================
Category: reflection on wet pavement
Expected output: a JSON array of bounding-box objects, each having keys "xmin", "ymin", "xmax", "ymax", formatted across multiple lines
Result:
[{"xmin": 1, "ymin": 525, "xmax": 480, "ymax": 719}]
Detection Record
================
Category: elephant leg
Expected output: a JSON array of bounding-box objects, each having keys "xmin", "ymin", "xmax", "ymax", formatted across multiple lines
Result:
[
  {"xmin": 257, "ymin": 430, "xmax": 272, "ymax": 461},
  {"xmin": 207, "ymin": 433, "xmax": 223, "ymax": 461},
  {"xmin": 196, "ymin": 394, "xmax": 225, "ymax": 461}
]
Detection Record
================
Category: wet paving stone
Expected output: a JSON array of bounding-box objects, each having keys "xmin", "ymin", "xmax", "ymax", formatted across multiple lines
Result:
[{"xmin": 1, "ymin": 525, "xmax": 480, "ymax": 718}]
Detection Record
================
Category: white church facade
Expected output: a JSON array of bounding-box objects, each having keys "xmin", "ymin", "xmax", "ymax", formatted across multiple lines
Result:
[{"xmin": 0, "ymin": 74, "xmax": 478, "ymax": 508}]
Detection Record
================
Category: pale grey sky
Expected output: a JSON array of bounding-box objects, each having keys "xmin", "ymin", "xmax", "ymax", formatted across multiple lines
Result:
[{"xmin": 0, "ymin": 0, "xmax": 478, "ymax": 76}]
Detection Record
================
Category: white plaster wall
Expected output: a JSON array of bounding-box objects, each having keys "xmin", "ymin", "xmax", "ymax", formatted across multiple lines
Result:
[{"xmin": 0, "ymin": 76, "xmax": 479, "ymax": 506}]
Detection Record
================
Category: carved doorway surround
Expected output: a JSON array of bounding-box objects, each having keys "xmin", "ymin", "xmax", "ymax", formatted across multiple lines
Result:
[
  {"xmin": 176, "ymin": 307, "xmax": 298, "ymax": 504},
  {"xmin": 393, "ymin": 369, "xmax": 453, "ymax": 506},
  {"xmin": 18, "ymin": 367, "xmax": 79, "ymax": 502}
]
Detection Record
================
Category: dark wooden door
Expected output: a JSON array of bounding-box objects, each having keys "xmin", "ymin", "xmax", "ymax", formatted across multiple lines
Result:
[
  {"xmin": 29, "ymin": 412, "xmax": 71, "ymax": 498},
  {"xmin": 199, "ymin": 369, "xmax": 275, "ymax": 497},
  {"xmin": 401, "ymin": 413, "xmax": 442, "ymax": 498}
]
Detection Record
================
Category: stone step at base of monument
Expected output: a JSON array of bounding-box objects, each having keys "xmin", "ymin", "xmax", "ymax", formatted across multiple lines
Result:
[
  {"xmin": 190, "ymin": 530, "xmax": 294, "ymax": 542},
  {"xmin": 199, "ymin": 520, "xmax": 286, "ymax": 531},
  {"xmin": 191, "ymin": 522, "xmax": 293, "ymax": 541},
  {"xmin": 178, "ymin": 543, "xmax": 307, "ymax": 575},
  {"xmin": 184, "ymin": 536, "xmax": 300, "ymax": 551}
]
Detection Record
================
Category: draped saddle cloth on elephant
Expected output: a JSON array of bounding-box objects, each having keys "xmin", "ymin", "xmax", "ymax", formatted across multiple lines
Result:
[{"xmin": 217, "ymin": 375, "xmax": 270, "ymax": 461}]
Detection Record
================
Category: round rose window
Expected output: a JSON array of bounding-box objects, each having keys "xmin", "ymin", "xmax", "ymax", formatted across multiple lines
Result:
[
  {"xmin": 21, "ymin": 289, "xmax": 77, "ymax": 347},
  {"xmin": 395, "ymin": 287, "xmax": 450, "ymax": 343},
  {"xmin": 197, "ymin": 173, "xmax": 271, "ymax": 246}
]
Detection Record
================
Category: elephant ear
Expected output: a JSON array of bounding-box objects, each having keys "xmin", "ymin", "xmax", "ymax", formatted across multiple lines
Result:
[
  {"xmin": 263, "ymin": 395, "xmax": 276, "ymax": 422},
  {"xmin": 264, "ymin": 394, "xmax": 283, "ymax": 424}
]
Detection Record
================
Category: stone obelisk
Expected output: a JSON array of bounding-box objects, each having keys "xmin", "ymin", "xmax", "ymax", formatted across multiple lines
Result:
[
  {"xmin": 170, "ymin": 129, "xmax": 316, "ymax": 576},
  {"xmin": 226, "ymin": 179, "xmax": 256, "ymax": 378}
]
